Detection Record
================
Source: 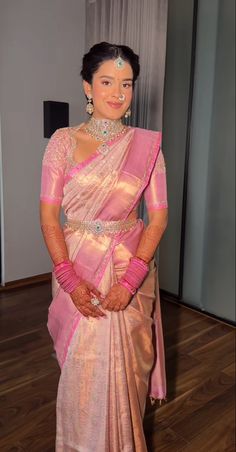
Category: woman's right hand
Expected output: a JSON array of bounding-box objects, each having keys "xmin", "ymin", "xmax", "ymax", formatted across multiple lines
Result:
[{"xmin": 70, "ymin": 281, "xmax": 105, "ymax": 318}]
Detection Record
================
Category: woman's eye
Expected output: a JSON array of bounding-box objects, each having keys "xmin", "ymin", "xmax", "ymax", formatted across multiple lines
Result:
[
  {"xmin": 123, "ymin": 83, "xmax": 132, "ymax": 89},
  {"xmin": 102, "ymin": 80, "xmax": 111, "ymax": 86}
]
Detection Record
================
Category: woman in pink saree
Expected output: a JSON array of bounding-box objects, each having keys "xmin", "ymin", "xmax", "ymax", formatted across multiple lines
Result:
[{"xmin": 40, "ymin": 42, "xmax": 168, "ymax": 452}]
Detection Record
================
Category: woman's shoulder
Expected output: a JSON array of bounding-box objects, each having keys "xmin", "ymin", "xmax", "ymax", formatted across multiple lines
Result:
[
  {"xmin": 130, "ymin": 126, "xmax": 162, "ymax": 139},
  {"xmin": 52, "ymin": 123, "xmax": 84, "ymax": 137},
  {"xmin": 48, "ymin": 126, "xmax": 71, "ymax": 143},
  {"xmin": 129, "ymin": 127, "xmax": 162, "ymax": 149},
  {"xmin": 48, "ymin": 125, "xmax": 81, "ymax": 149},
  {"xmin": 43, "ymin": 126, "xmax": 72, "ymax": 165}
]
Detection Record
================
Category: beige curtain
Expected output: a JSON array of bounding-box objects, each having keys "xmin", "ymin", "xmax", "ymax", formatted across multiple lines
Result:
[{"xmin": 85, "ymin": 0, "xmax": 168, "ymax": 130}]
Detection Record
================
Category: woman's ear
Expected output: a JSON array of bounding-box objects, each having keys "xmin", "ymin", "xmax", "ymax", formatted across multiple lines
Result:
[{"xmin": 83, "ymin": 80, "xmax": 92, "ymax": 98}]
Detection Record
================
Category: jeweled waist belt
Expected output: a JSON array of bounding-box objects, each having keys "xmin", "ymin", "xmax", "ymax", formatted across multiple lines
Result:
[{"xmin": 64, "ymin": 218, "xmax": 139, "ymax": 235}]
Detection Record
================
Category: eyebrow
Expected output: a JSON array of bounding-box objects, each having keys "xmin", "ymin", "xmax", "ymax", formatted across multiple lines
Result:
[{"xmin": 99, "ymin": 75, "xmax": 133, "ymax": 82}]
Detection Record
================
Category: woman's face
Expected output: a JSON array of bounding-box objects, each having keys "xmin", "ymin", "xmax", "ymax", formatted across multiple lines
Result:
[{"xmin": 83, "ymin": 59, "xmax": 134, "ymax": 120}]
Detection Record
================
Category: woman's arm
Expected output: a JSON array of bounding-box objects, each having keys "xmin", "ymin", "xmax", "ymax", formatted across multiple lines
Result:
[
  {"xmin": 40, "ymin": 201, "xmax": 104, "ymax": 318},
  {"xmin": 135, "ymin": 208, "xmax": 168, "ymax": 263},
  {"xmin": 40, "ymin": 129, "xmax": 72, "ymax": 265},
  {"xmin": 135, "ymin": 146, "xmax": 168, "ymax": 263},
  {"xmin": 40, "ymin": 202, "xmax": 68, "ymax": 265},
  {"xmin": 101, "ymin": 208, "xmax": 168, "ymax": 312},
  {"xmin": 40, "ymin": 129, "xmax": 104, "ymax": 318},
  {"xmin": 102, "ymin": 146, "xmax": 168, "ymax": 311}
]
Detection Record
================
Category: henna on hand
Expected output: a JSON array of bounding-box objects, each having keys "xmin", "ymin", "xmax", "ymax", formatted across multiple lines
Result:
[
  {"xmin": 102, "ymin": 284, "xmax": 132, "ymax": 312},
  {"xmin": 71, "ymin": 281, "xmax": 105, "ymax": 318}
]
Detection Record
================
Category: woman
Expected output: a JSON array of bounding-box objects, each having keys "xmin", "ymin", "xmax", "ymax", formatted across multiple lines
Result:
[{"xmin": 40, "ymin": 42, "xmax": 168, "ymax": 452}]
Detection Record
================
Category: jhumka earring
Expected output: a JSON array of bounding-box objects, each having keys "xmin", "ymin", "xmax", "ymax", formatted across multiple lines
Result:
[
  {"xmin": 86, "ymin": 95, "xmax": 94, "ymax": 115},
  {"xmin": 124, "ymin": 107, "xmax": 131, "ymax": 119}
]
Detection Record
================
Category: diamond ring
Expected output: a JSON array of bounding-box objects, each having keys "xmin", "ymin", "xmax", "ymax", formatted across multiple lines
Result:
[{"xmin": 91, "ymin": 297, "xmax": 100, "ymax": 306}]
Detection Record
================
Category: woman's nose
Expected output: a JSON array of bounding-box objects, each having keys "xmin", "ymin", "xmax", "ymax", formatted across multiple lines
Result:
[{"xmin": 112, "ymin": 84, "xmax": 122, "ymax": 98}]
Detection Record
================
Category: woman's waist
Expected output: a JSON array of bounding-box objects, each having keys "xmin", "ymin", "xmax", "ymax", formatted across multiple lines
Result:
[{"xmin": 64, "ymin": 216, "xmax": 141, "ymax": 236}]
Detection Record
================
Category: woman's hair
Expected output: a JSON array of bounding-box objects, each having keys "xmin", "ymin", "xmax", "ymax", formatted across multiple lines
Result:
[{"xmin": 80, "ymin": 42, "xmax": 140, "ymax": 85}]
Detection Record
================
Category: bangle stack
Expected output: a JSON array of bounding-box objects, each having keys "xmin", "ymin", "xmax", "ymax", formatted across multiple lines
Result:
[
  {"xmin": 54, "ymin": 260, "xmax": 81, "ymax": 294},
  {"xmin": 119, "ymin": 256, "xmax": 149, "ymax": 295}
]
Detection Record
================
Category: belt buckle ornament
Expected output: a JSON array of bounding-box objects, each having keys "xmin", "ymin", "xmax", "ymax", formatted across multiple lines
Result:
[{"xmin": 90, "ymin": 220, "xmax": 104, "ymax": 235}]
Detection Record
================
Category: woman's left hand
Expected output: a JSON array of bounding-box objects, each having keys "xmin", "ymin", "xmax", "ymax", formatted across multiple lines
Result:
[{"xmin": 101, "ymin": 283, "xmax": 132, "ymax": 312}]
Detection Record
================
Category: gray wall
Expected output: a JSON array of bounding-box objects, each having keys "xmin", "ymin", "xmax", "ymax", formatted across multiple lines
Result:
[{"xmin": 0, "ymin": 0, "xmax": 86, "ymax": 283}]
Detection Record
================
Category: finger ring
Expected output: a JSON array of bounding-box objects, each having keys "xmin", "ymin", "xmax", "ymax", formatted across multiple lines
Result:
[{"xmin": 91, "ymin": 297, "xmax": 100, "ymax": 306}]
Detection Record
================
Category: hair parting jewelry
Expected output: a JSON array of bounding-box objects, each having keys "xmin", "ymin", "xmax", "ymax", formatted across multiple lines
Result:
[{"xmin": 114, "ymin": 56, "xmax": 126, "ymax": 69}]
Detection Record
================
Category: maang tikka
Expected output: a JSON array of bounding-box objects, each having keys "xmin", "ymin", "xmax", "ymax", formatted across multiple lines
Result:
[
  {"xmin": 114, "ymin": 56, "xmax": 125, "ymax": 69},
  {"xmin": 86, "ymin": 94, "xmax": 94, "ymax": 115}
]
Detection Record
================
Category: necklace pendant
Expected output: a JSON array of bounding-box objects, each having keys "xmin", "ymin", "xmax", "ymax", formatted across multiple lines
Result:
[{"xmin": 99, "ymin": 143, "xmax": 110, "ymax": 156}]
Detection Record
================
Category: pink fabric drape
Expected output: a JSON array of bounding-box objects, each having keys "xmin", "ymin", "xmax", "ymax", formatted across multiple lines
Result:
[{"xmin": 41, "ymin": 125, "xmax": 168, "ymax": 451}]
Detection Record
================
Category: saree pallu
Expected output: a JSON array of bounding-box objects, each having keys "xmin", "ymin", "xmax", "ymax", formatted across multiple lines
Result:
[{"xmin": 42, "ymin": 126, "xmax": 167, "ymax": 452}]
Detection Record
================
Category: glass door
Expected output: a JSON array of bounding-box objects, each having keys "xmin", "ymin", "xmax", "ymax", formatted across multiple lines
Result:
[{"xmin": 160, "ymin": 0, "xmax": 235, "ymax": 323}]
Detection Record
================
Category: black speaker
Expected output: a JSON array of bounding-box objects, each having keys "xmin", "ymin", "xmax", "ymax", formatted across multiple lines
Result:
[{"xmin": 43, "ymin": 100, "xmax": 69, "ymax": 138}]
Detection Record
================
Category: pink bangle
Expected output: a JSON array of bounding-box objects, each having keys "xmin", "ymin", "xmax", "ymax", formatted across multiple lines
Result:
[
  {"xmin": 119, "ymin": 256, "xmax": 149, "ymax": 295},
  {"xmin": 54, "ymin": 260, "xmax": 81, "ymax": 294},
  {"xmin": 119, "ymin": 278, "xmax": 136, "ymax": 295},
  {"xmin": 130, "ymin": 256, "xmax": 149, "ymax": 271},
  {"xmin": 54, "ymin": 259, "xmax": 71, "ymax": 271}
]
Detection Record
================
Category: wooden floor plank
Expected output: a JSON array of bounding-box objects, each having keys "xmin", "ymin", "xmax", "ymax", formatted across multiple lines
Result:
[
  {"xmin": 181, "ymin": 405, "xmax": 235, "ymax": 452},
  {"xmin": 0, "ymin": 285, "xmax": 51, "ymax": 341},
  {"xmin": 0, "ymin": 283, "xmax": 235, "ymax": 451},
  {"xmin": 0, "ymin": 371, "xmax": 59, "ymax": 438},
  {"xmin": 0, "ymin": 350, "xmax": 58, "ymax": 395},
  {"xmin": 171, "ymin": 385, "xmax": 235, "ymax": 443},
  {"xmin": 164, "ymin": 315, "xmax": 215, "ymax": 344},
  {"xmin": 165, "ymin": 322, "xmax": 232, "ymax": 355},
  {"xmin": 189, "ymin": 330, "xmax": 235, "ymax": 365},
  {"xmin": 0, "ymin": 327, "xmax": 52, "ymax": 366},
  {"xmin": 0, "ymin": 401, "xmax": 56, "ymax": 452},
  {"xmin": 223, "ymin": 362, "xmax": 235, "ymax": 378},
  {"xmin": 145, "ymin": 426, "xmax": 189, "ymax": 452},
  {"xmin": 147, "ymin": 371, "xmax": 234, "ymax": 429}
]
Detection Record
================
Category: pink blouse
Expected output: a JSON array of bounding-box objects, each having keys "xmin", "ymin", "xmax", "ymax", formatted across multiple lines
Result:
[{"xmin": 40, "ymin": 127, "xmax": 168, "ymax": 211}]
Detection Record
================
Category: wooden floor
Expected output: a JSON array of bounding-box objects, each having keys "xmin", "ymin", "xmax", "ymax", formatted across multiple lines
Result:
[{"xmin": 0, "ymin": 283, "xmax": 235, "ymax": 451}]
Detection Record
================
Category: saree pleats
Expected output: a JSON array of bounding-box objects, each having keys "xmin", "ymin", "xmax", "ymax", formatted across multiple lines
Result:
[{"xmin": 56, "ymin": 257, "xmax": 156, "ymax": 451}]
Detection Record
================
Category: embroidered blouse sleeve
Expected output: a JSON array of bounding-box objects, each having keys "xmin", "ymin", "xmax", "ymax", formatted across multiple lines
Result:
[
  {"xmin": 40, "ymin": 129, "xmax": 68, "ymax": 205},
  {"xmin": 144, "ymin": 148, "xmax": 168, "ymax": 211}
]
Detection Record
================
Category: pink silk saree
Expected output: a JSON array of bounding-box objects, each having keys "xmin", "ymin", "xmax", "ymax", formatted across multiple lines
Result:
[{"xmin": 41, "ymin": 125, "xmax": 168, "ymax": 452}]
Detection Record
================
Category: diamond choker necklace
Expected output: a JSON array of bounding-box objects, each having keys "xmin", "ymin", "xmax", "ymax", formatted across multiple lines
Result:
[{"xmin": 85, "ymin": 117, "xmax": 126, "ymax": 142}]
